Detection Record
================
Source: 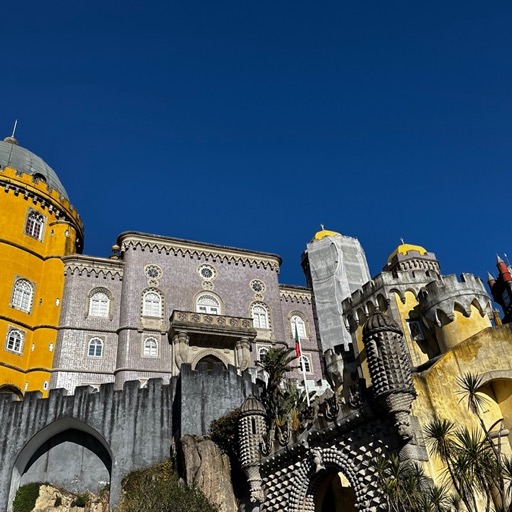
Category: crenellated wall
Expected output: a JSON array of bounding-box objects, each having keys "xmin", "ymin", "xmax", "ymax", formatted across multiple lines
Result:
[
  {"xmin": 418, "ymin": 273, "xmax": 492, "ymax": 350},
  {"xmin": 1, "ymin": 363, "xmax": 258, "ymax": 512}
]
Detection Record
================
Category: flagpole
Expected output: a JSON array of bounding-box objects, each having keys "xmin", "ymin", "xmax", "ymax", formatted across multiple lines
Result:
[{"xmin": 295, "ymin": 326, "xmax": 310, "ymax": 407}]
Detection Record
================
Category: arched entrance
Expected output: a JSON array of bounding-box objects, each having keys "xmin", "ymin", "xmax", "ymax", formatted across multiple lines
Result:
[
  {"xmin": 193, "ymin": 354, "xmax": 227, "ymax": 371},
  {"xmin": 313, "ymin": 470, "xmax": 356, "ymax": 512},
  {"xmin": 9, "ymin": 418, "xmax": 112, "ymax": 511}
]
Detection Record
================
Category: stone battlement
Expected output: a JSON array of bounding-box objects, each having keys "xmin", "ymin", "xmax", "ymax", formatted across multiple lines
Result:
[
  {"xmin": 342, "ymin": 269, "xmax": 438, "ymax": 313},
  {"xmin": 418, "ymin": 273, "xmax": 492, "ymax": 325}
]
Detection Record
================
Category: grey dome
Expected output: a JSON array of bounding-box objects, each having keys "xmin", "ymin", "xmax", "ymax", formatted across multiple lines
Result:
[
  {"xmin": 0, "ymin": 139, "xmax": 69, "ymax": 200},
  {"xmin": 363, "ymin": 311, "xmax": 402, "ymax": 335},
  {"xmin": 240, "ymin": 396, "xmax": 266, "ymax": 416}
]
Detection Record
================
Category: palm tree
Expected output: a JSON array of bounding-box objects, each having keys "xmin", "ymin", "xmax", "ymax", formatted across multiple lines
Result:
[
  {"xmin": 457, "ymin": 373, "xmax": 508, "ymax": 510},
  {"xmin": 373, "ymin": 452, "xmax": 453, "ymax": 512},
  {"xmin": 258, "ymin": 347, "xmax": 297, "ymax": 427},
  {"xmin": 424, "ymin": 418, "xmax": 475, "ymax": 511}
]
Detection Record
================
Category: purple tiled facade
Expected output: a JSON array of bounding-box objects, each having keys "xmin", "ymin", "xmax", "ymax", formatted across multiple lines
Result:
[{"xmin": 51, "ymin": 232, "xmax": 325, "ymax": 392}]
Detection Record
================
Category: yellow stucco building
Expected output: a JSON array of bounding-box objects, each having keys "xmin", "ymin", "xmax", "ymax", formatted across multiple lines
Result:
[{"xmin": 0, "ymin": 135, "xmax": 82, "ymax": 397}]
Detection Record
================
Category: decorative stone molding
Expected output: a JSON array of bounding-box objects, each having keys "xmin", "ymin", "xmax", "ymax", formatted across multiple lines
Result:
[
  {"xmin": 63, "ymin": 256, "xmax": 124, "ymax": 281},
  {"xmin": 280, "ymin": 287, "xmax": 312, "ymax": 305},
  {"xmin": 118, "ymin": 233, "xmax": 281, "ymax": 273}
]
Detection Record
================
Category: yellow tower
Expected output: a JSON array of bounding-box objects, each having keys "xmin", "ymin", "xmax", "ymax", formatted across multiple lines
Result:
[{"xmin": 0, "ymin": 135, "xmax": 83, "ymax": 397}]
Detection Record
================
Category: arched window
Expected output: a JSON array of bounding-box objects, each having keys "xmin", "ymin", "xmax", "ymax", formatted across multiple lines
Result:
[
  {"xmin": 291, "ymin": 314, "xmax": 306, "ymax": 339},
  {"xmin": 12, "ymin": 279, "xmax": 34, "ymax": 313},
  {"xmin": 143, "ymin": 337, "xmax": 158, "ymax": 357},
  {"xmin": 258, "ymin": 346, "xmax": 269, "ymax": 361},
  {"xmin": 25, "ymin": 211, "xmax": 45, "ymax": 240},
  {"xmin": 142, "ymin": 290, "xmax": 163, "ymax": 317},
  {"xmin": 89, "ymin": 291, "xmax": 110, "ymax": 318},
  {"xmin": 299, "ymin": 355, "xmax": 311, "ymax": 373},
  {"xmin": 88, "ymin": 337, "xmax": 103, "ymax": 357},
  {"xmin": 252, "ymin": 304, "xmax": 269, "ymax": 329},
  {"xmin": 6, "ymin": 329, "xmax": 24, "ymax": 354},
  {"xmin": 196, "ymin": 294, "xmax": 221, "ymax": 315}
]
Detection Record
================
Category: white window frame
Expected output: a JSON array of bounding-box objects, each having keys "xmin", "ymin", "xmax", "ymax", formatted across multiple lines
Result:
[
  {"xmin": 252, "ymin": 303, "xmax": 270, "ymax": 329},
  {"xmin": 25, "ymin": 210, "xmax": 45, "ymax": 240},
  {"xmin": 88, "ymin": 337, "xmax": 103, "ymax": 357},
  {"xmin": 143, "ymin": 337, "xmax": 158, "ymax": 357},
  {"xmin": 196, "ymin": 294, "xmax": 221, "ymax": 315},
  {"xmin": 89, "ymin": 291, "xmax": 110, "ymax": 318},
  {"xmin": 11, "ymin": 279, "xmax": 34, "ymax": 313},
  {"xmin": 6, "ymin": 329, "xmax": 24, "ymax": 354},
  {"xmin": 299, "ymin": 355, "xmax": 312, "ymax": 374},
  {"xmin": 290, "ymin": 314, "xmax": 307, "ymax": 339},
  {"xmin": 142, "ymin": 290, "xmax": 163, "ymax": 318},
  {"xmin": 258, "ymin": 346, "xmax": 270, "ymax": 361}
]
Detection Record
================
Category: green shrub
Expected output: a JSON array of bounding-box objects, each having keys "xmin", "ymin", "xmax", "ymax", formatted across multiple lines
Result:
[
  {"xmin": 115, "ymin": 459, "xmax": 219, "ymax": 512},
  {"xmin": 70, "ymin": 494, "xmax": 87, "ymax": 507},
  {"xmin": 209, "ymin": 407, "xmax": 241, "ymax": 455},
  {"xmin": 13, "ymin": 482, "xmax": 41, "ymax": 512}
]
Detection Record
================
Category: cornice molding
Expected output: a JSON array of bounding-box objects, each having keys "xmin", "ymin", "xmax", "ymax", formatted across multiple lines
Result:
[
  {"xmin": 279, "ymin": 287, "xmax": 312, "ymax": 304},
  {"xmin": 120, "ymin": 234, "xmax": 281, "ymax": 273},
  {"xmin": 63, "ymin": 255, "xmax": 124, "ymax": 280}
]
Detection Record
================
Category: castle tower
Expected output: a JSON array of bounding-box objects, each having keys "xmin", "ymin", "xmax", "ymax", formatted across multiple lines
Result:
[
  {"xmin": 0, "ymin": 136, "xmax": 83, "ymax": 397},
  {"xmin": 418, "ymin": 274, "xmax": 492, "ymax": 352},
  {"xmin": 301, "ymin": 228, "xmax": 370, "ymax": 355},
  {"xmin": 362, "ymin": 311, "xmax": 415, "ymax": 440},
  {"xmin": 238, "ymin": 396, "xmax": 267, "ymax": 504},
  {"xmin": 489, "ymin": 256, "xmax": 512, "ymax": 324}
]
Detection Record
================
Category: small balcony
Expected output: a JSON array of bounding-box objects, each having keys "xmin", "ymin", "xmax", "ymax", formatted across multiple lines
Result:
[{"xmin": 169, "ymin": 310, "xmax": 257, "ymax": 347}]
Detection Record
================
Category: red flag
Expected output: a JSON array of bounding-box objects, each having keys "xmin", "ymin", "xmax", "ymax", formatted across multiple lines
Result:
[{"xmin": 294, "ymin": 325, "xmax": 301, "ymax": 358}]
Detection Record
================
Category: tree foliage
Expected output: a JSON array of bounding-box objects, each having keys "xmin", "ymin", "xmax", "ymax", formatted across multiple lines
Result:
[
  {"xmin": 115, "ymin": 459, "xmax": 219, "ymax": 512},
  {"xmin": 258, "ymin": 347, "xmax": 307, "ymax": 428},
  {"xmin": 209, "ymin": 407, "xmax": 241, "ymax": 455}
]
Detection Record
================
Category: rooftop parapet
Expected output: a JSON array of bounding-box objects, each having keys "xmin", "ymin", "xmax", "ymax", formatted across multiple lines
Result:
[
  {"xmin": 418, "ymin": 273, "xmax": 492, "ymax": 326},
  {"xmin": 342, "ymin": 269, "xmax": 439, "ymax": 314}
]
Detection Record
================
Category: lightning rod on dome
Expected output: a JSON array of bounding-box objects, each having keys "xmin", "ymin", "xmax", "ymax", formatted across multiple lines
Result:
[
  {"xmin": 320, "ymin": 224, "xmax": 324, "ymax": 231},
  {"xmin": 400, "ymin": 237, "xmax": 405, "ymax": 244},
  {"xmin": 11, "ymin": 120, "xmax": 18, "ymax": 138}
]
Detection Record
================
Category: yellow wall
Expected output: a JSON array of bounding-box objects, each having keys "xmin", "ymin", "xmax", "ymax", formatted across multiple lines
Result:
[
  {"xmin": 413, "ymin": 324, "xmax": 512, "ymax": 487},
  {"xmin": 435, "ymin": 303, "xmax": 492, "ymax": 352},
  {"xmin": 0, "ymin": 166, "xmax": 82, "ymax": 397}
]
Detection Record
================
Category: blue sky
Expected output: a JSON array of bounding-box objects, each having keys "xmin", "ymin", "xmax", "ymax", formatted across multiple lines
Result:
[{"xmin": 2, "ymin": 1, "xmax": 511, "ymax": 287}]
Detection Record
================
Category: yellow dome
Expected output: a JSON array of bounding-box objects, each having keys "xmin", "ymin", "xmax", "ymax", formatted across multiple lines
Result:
[
  {"xmin": 313, "ymin": 228, "xmax": 341, "ymax": 241},
  {"xmin": 387, "ymin": 243, "xmax": 427, "ymax": 263}
]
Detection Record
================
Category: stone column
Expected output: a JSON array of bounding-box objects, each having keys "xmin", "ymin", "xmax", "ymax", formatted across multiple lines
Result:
[
  {"xmin": 236, "ymin": 337, "xmax": 251, "ymax": 371},
  {"xmin": 173, "ymin": 331, "xmax": 190, "ymax": 369}
]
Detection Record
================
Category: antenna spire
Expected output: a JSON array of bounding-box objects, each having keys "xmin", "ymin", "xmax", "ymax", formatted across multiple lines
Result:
[
  {"xmin": 320, "ymin": 223, "xmax": 325, "ymax": 231},
  {"xmin": 400, "ymin": 237, "xmax": 405, "ymax": 245},
  {"xmin": 4, "ymin": 120, "xmax": 19, "ymax": 145}
]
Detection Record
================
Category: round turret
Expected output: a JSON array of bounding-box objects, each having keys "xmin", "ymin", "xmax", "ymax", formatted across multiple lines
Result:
[
  {"xmin": 384, "ymin": 242, "xmax": 440, "ymax": 274},
  {"xmin": 363, "ymin": 310, "xmax": 402, "ymax": 335},
  {"xmin": 0, "ymin": 135, "xmax": 82, "ymax": 397},
  {"xmin": 240, "ymin": 396, "xmax": 266, "ymax": 416}
]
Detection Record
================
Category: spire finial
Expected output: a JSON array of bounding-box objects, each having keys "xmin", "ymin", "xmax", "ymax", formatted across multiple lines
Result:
[
  {"xmin": 400, "ymin": 237, "xmax": 405, "ymax": 245},
  {"xmin": 4, "ymin": 120, "xmax": 19, "ymax": 145},
  {"xmin": 320, "ymin": 223, "xmax": 325, "ymax": 231}
]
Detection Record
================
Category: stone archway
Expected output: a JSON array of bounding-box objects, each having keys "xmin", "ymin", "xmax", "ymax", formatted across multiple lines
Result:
[
  {"xmin": 191, "ymin": 350, "xmax": 230, "ymax": 370},
  {"xmin": 312, "ymin": 470, "xmax": 356, "ymax": 512},
  {"xmin": 285, "ymin": 447, "xmax": 381, "ymax": 512},
  {"xmin": 9, "ymin": 418, "xmax": 113, "ymax": 512}
]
